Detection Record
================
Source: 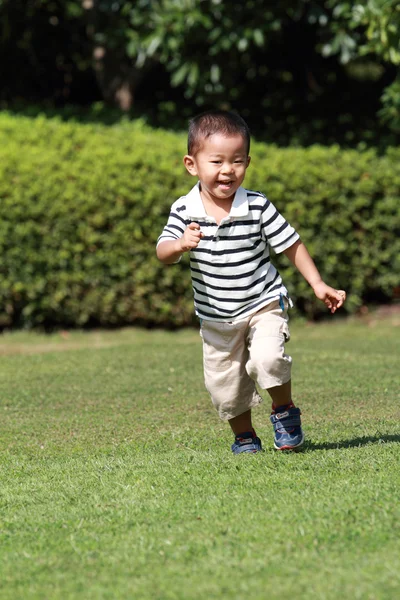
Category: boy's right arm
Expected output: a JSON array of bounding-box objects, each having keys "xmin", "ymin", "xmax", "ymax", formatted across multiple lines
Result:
[{"xmin": 156, "ymin": 222, "xmax": 203, "ymax": 264}]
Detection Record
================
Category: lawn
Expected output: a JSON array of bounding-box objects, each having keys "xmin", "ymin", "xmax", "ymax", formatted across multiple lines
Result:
[{"xmin": 0, "ymin": 315, "xmax": 399, "ymax": 600}]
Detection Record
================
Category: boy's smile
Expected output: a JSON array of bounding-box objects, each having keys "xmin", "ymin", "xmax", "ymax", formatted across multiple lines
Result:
[{"xmin": 184, "ymin": 133, "xmax": 251, "ymax": 207}]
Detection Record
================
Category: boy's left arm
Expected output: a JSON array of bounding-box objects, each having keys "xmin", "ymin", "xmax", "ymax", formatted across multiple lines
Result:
[{"xmin": 283, "ymin": 239, "xmax": 346, "ymax": 314}]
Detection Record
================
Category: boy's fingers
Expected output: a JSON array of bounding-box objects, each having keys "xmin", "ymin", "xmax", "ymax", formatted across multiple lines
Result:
[
  {"xmin": 187, "ymin": 223, "xmax": 203, "ymax": 240},
  {"xmin": 335, "ymin": 290, "xmax": 346, "ymax": 306},
  {"xmin": 188, "ymin": 222, "xmax": 200, "ymax": 231},
  {"xmin": 331, "ymin": 289, "xmax": 346, "ymax": 301},
  {"xmin": 330, "ymin": 290, "xmax": 346, "ymax": 312}
]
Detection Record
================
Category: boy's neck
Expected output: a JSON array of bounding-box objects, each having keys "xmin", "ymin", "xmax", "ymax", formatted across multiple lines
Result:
[{"xmin": 200, "ymin": 190, "xmax": 233, "ymax": 225}]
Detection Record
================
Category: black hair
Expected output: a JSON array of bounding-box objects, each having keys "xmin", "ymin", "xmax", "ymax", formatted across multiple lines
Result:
[{"xmin": 187, "ymin": 110, "xmax": 250, "ymax": 155}]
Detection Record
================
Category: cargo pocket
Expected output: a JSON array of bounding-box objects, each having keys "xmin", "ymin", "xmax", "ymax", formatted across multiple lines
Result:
[
  {"xmin": 201, "ymin": 321, "xmax": 232, "ymax": 371},
  {"xmin": 282, "ymin": 321, "xmax": 290, "ymax": 343}
]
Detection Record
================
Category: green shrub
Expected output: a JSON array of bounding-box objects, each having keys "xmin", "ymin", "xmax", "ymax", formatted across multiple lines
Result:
[{"xmin": 0, "ymin": 112, "xmax": 398, "ymax": 328}]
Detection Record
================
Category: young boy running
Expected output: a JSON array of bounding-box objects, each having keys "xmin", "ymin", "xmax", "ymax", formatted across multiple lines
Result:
[{"xmin": 157, "ymin": 110, "xmax": 346, "ymax": 453}]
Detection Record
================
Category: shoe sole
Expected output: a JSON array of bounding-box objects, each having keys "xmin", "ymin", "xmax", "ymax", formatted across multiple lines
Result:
[{"xmin": 274, "ymin": 433, "xmax": 305, "ymax": 452}]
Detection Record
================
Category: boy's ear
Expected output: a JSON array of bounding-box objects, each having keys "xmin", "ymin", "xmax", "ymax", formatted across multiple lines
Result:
[
  {"xmin": 246, "ymin": 155, "xmax": 251, "ymax": 168},
  {"xmin": 183, "ymin": 155, "xmax": 198, "ymax": 176}
]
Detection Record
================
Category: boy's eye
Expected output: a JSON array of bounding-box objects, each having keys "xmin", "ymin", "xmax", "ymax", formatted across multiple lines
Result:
[{"xmin": 234, "ymin": 160, "xmax": 244, "ymax": 163}]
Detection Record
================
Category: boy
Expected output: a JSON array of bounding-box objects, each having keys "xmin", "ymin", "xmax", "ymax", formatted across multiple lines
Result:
[{"xmin": 156, "ymin": 110, "xmax": 346, "ymax": 453}]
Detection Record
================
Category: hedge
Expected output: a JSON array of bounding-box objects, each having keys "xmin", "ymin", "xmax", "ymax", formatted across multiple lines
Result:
[{"xmin": 0, "ymin": 112, "xmax": 399, "ymax": 328}]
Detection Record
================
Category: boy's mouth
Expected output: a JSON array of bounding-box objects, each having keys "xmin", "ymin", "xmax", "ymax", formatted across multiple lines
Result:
[{"xmin": 217, "ymin": 180, "xmax": 233, "ymax": 189}]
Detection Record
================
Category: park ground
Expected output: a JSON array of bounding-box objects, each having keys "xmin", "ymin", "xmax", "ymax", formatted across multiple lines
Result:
[{"xmin": 0, "ymin": 311, "xmax": 399, "ymax": 599}]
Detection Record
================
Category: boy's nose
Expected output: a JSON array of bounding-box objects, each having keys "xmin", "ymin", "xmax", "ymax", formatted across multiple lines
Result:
[{"xmin": 221, "ymin": 163, "xmax": 234, "ymax": 174}]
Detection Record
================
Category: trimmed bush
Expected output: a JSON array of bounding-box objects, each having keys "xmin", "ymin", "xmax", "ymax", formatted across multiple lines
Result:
[{"xmin": 0, "ymin": 112, "xmax": 399, "ymax": 328}]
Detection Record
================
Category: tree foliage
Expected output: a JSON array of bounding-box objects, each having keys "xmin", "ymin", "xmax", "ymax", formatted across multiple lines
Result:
[
  {"xmin": 322, "ymin": 1, "xmax": 400, "ymax": 132},
  {"xmin": 0, "ymin": 0, "xmax": 399, "ymax": 142},
  {"xmin": 0, "ymin": 0, "xmax": 93, "ymax": 103}
]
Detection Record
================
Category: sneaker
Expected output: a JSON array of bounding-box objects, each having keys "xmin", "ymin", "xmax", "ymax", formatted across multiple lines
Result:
[
  {"xmin": 231, "ymin": 431, "xmax": 262, "ymax": 454},
  {"xmin": 270, "ymin": 405, "xmax": 304, "ymax": 451}
]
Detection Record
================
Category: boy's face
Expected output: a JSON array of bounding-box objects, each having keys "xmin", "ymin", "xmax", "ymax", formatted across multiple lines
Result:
[{"xmin": 183, "ymin": 133, "xmax": 250, "ymax": 204}]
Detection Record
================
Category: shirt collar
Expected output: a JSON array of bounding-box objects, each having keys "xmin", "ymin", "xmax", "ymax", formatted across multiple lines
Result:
[{"xmin": 185, "ymin": 182, "xmax": 249, "ymax": 219}]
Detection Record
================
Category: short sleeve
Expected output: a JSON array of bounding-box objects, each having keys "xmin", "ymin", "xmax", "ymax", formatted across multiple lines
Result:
[
  {"xmin": 260, "ymin": 195, "xmax": 299, "ymax": 253},
  {"xmin": 157, "ymin": 199, "xmax": 189, "ymax": 247}
]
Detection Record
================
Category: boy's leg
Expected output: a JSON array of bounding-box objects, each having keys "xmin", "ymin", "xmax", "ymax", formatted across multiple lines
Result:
[
  {"xmin": 267, "ymin": 380, "xmax": 292, "ymax": 407},
  {"xmin": 246, "ymin": 302, "xmax": 304, "ymax": 451},
  {"xmin": 229, "ymin": 409, "xmax": 262, "ymax": 453},
  {"xmin": 200, "ymin": 319, "xmax": 263, "ymax": 453},
  {"xmin": 229, "ymin": 409, "xmax": 253, "ymax": 434}
]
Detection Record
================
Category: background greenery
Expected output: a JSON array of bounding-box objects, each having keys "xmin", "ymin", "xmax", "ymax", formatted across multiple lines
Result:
[
  {"xmin": 0, "ymin": 4, "xmax": 399, "ymax": 597},
  {"xmin": 1, "ymin": 0, "xmax": 399, "ymax": 146},
  {"xmin": 0, "ymin": 2, "xmax": 399, "ymax": 328},
  {"xmin": 0, "ymin": 112, "xmax": 399, "ymax": 329}
]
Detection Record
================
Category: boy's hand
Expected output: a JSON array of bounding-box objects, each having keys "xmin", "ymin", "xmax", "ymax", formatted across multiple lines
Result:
[
  {"xmin": 313, "ymin": 282, "xmax": 346, "ymax": 314},
  {"xmin": 179, "ymin": 222, "xmax": 203, "ymax": 252}
]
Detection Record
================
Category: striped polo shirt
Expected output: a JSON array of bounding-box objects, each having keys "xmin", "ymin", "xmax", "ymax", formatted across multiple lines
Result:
[{"xmin": 157, "ymin": 182, "xmax": 300, "ymax": 322}]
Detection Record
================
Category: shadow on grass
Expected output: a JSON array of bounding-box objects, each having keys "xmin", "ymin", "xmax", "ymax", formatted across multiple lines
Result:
[{"xmin": 305, "ymin": 434, "xmax": 400, "ymax": 451}]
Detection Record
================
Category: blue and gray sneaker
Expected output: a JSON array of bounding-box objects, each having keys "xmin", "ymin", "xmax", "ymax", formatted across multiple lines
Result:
[
  {"xmin": 231, "ymin": 431, "xmax": 262, "ymax": 454},
  {"xmin": 270, "ymin": 405, "xmax": 304, "ymax": 451}
]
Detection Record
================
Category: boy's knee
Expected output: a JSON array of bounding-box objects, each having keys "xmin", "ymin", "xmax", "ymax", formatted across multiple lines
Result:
[
  {"xmin": 247, "ymin": 346, "xmax": 292, "ymax": 389},
  {"xmin": 204, "ymin": 367, "xmax": 262, "ymax": 420}
]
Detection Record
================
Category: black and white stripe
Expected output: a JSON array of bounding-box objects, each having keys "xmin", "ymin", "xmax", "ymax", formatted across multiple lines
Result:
[{"xmin": 157, "ymin": 184, "xmax": 299, "ymax": 321}]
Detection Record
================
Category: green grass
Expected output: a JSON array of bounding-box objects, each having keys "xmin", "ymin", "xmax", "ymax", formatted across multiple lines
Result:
[{"xmin": 0, "ymin": 316, "xmax": 399, "ymax": 600}]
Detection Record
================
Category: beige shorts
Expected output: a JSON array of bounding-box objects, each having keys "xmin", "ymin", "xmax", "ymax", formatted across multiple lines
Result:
[{"xmin": 200, "ymin": 300, "xmax": 292, "ymax": 421}]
